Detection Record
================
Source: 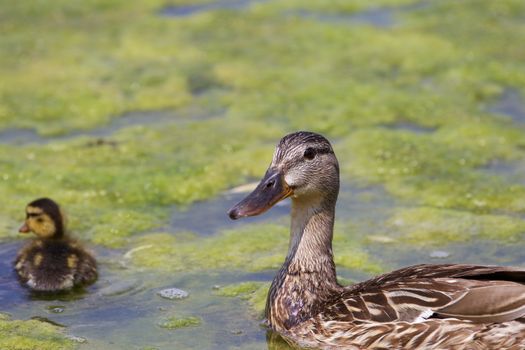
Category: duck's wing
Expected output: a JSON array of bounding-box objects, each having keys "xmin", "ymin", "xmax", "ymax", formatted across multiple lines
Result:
[
  {"xmin": 361, "ymin": 263, "xmax": 525, "ymax": 285},
  {"xmin": 292, "ymin": 315, "xmax": 525, "ymax": 349},
  {"xmin": 288, "ymin": 265, "xmax": 525, "ymax": 349},
  {"xmin": 324, "ymin": 264, "xmax": 525, "ymax": 324}
]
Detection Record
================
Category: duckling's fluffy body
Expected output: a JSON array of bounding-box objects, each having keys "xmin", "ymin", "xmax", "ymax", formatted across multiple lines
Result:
[
  {"xmin": 229, "ymin": 131, "xmax": 525, "ymax": 349},
  {"xmin": 14, "ymin": 198, "xmax": 97, "ymax": 292},
  {"xmin": 15, "ymin": 237, "xmax": 97, "ymax": 292}
]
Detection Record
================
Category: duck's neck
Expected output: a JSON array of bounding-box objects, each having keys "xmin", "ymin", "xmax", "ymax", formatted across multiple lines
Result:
[
  {"xmin": 266, "ymin": 193, "xmax": 341, "ymax": 331},
  {"xmin": 286, "ymin": 196, "xmax": 337, "ymax": 277},
  {"xmin": 42, "ymin": 229, "xmax": 65, "ymax": 241}
]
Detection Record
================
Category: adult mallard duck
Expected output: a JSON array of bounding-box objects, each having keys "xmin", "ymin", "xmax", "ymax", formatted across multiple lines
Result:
[
  {"xmin": 228, "ymin": 131, "xmax": 525, "ymax": 349},
  {"xmin": 15, "ymin": 198, "xmax": 97, "ymax": 292}
]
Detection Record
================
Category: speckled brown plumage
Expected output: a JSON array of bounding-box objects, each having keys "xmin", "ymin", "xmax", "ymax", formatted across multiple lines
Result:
[
  {"xmin": 229, "ymin": 131, "xmax": 525, "ymax": 349},
  {"xmin": 286, "ymin": 264, "xmax": 525, "ymax": 349}
]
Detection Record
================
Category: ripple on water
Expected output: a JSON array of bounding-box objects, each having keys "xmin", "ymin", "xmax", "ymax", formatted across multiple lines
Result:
[
  {"xmin": 98, "ymin": 279, "xmax": 142, "ymax": 297},
  {"xmin": 46, "ymin": 305, "xmax": 66, "ymax": 314}
]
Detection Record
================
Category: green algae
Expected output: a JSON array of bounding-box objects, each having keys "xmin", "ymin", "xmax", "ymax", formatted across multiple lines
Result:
[
  {"xmin": 0, "ymin": 1, "xmax": 191, "ymax": 136},
  {"xmin": 1, "ymin": 0, "xmax": 521, "ymax": 138},
  {"xmin": 128, "ymin": 222, "xmax": 382, "ymax": 273},
  {"xmin": 129, "ymin": 224, "xmax": 289, "ymax": 272},
  {"xmin": 0, "ymin": 316, "xmax": 76, "ymax": 350},
  {"xmin": 216, "ymin": 282, "xmax": 270, "ymax": 318},
  {"xmin": 0, "ymin": 119, "xmax": 282, "ymax": 247},
  {"xmin": 389, "ymin": 207, "xmax": 525, "ymax": 245},
  {"xmin": 342, "ymin": 126, "xmax": 525, "ymax": 213},
  {"xmin": 333, "ymin": 224, "xmax": 383, "ymax": 274},
  {"xmin": 336, "ymin": 276, "xmax": 356, "ymax": 286},
  {"xmin": 158, "ymin": 316, "xmax": 201, "ymax": 330},
  {"xmin": 1, "ymin": 0, "xmax": 525, "ymax": 348},
  {"xmin": 2, "ymin": 0, "xmax": 525, "ymax": 250},
  {"xmin": 0, "ymin": 212, "xmax": 18, "ymax": 240},
  {"xmin": 216, "ymin": 282, "xmax": 264, "ymax": 297}
]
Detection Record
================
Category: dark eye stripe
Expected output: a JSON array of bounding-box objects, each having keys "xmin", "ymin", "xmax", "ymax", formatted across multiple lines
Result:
[
  {"xmin": 27, "ymin": 213, "xmax": 42, "ymax": 218},
  {"xmin": 304, "ymin": 147, "xmax": 334, "ymax": 160},
  {"xmin": 315, "ymin": 147, "xmax": 334, "ymax": 155}
]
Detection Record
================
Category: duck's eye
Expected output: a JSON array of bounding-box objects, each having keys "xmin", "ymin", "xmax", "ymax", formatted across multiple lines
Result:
[
  {"xmin": 303, "ymin": 147, "xmax": 316, "ymax": 160},
  {"xmin": 36, "ymin": 218, "xmax": 44, "ymax": 223}
]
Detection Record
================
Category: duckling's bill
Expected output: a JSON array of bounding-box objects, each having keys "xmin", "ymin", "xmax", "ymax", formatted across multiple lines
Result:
[
  {"xmin": 19, "ymin": 222, "xmax": 30, "ymax": 233},
  {"xmin": 228, "ymin": 169, "xmax": 293, "ymax": 220}
]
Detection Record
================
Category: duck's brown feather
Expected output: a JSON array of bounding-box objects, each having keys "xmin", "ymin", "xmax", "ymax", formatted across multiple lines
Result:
[
  {"xmin": 336, "ymin": 264, "xmax": 525, "ymax": 322},
  {"xmin": 231, "ymin": 132, "xmax": 525, "ymax": 349},
  {"xmin": 291, "ymin": 317, "xmax": 525, "ymax": 349},
  {"xmin": 282, "ymin": 264, "xmax": 525, "ymax": 349}
]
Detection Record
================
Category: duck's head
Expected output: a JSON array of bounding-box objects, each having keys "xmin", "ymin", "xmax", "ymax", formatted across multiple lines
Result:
[
  {"xmin": 19, "ymin": 198, "xmax": 65, "ymax": 239},
  {"xmin": 228, "ymin": 131, "xmax": 339, "ymax": 220}
]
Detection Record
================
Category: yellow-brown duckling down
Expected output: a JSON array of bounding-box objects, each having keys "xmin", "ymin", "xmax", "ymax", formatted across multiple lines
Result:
[{"xmin": 14, "ymin": 198, "xmax": 97, "ymax": 292}]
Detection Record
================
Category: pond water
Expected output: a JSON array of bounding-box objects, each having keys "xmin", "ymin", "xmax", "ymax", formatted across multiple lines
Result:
[
  {"xmin": 489, "ymin": 89, "xmax": 525, "ymax": 124},
  {"xmin": 0, "ymin": 103, "xmax": 222, "ymax": 145},
  {"xmin": 161, "ymin": 0, "xmax": 267, "ymax": 17},
  {"xmin": 1, "ymin": 179, "xmax": 523, "ymax": 349},
  {"xmin": 295, "ymin": 7, "xmax": 396, "ymax": 28},
  {"xmin": 1, "ymin": 0, "xmax": 525, "ymax": 349}
]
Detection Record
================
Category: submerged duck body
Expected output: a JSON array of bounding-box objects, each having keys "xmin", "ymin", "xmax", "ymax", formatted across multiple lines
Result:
[
  {"xmin": 228, "ymin": 132, "xmax": 525, "ymax": 349},
  {"xmin": 15, "ymin": 198, "xmax": 97, "ymax": 292}
]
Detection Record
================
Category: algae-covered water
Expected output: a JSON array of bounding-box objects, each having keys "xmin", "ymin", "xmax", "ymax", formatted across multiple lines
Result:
[{"xmin": 1, "ymin": 0, "xmax": 525, "ymax": 349}]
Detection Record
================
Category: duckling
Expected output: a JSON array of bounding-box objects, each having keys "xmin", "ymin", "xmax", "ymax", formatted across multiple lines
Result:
[
  {"xmin": 14, "ymin": 198, "xmax": 97, "ymax": 292},
  {"xmin": 228, "ymin": 131, "xmax": 525, "ymax": 349}
]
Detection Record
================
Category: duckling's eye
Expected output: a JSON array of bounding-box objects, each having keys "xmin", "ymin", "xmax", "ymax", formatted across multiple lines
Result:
[
  {"xmin": 36, "ymin": 217, "xmax": 44, "ymax": 223},
  {"xmin": 303, "ymin": 147, "xmax": 316, "ymax": 160}
]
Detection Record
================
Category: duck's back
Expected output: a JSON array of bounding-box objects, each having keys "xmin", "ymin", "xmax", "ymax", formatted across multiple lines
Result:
[
  {"xmin": 288, "ymin": 264, "xmax": 525, "ymax": 349},
  {"xmin": 15, "ymin": 239, "xmax": 97, "ymax": 292}
]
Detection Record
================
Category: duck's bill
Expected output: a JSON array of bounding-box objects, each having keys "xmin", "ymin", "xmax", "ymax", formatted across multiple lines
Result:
[
  {"xmin": 228, "ymin": 170, "xmax": 293, "ymax": 220},
  {"xmin": 18, "ymin": 223, "xmax": 30, "ymax": 233}
]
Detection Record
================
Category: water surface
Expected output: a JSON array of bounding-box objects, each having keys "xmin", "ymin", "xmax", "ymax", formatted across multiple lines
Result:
[{"xmin": 1, "ymin": 0, "xmax": 525, "ymax": 349}]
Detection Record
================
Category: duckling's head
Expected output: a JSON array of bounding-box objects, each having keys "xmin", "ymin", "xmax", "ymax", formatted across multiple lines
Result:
[
  {"xmin": 19, "ymin": 198, "xmax": 65, "ymax": 239},
  {"xmin": 228, "ymin": 131, "xmax": 339, "ymax": 219}
]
